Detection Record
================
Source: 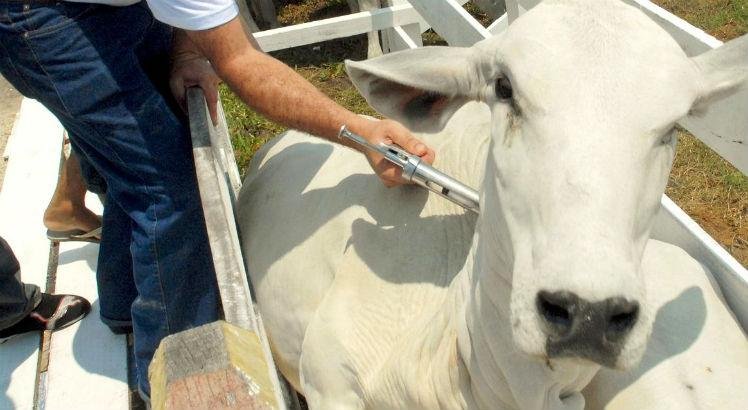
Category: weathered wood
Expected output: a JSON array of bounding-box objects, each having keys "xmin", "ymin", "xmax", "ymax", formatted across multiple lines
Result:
[
  {"xmin": 408, "ymin": 0, "xmax": 491, "ymax": 46},
  {"xmin": 150, "ymin": 321, "xmax": 278, "ymax": 410},
  {"xmin": 188, "ymin": 89, "xmax": 256, "ymax": 331},
  {"xmin": 0, "ymin": 98, "xmax": 62, "ymax": 410},
  {"xmin": 184, "ymin": 88, "xmax": 297, "ymax": 409}
]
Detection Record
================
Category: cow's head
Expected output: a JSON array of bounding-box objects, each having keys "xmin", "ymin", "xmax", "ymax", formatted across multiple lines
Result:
[{"xmin": 345, "ymin": 0, "xmax": 748, "ymax": 369}]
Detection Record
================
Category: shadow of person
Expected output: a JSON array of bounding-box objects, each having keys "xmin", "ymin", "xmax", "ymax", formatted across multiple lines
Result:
[
  {"xmin": 57, "ymin": 243, "xmax": 98, "ymax": 272},
  {"xmin": 69, "ymin": 300, "xmax": 129, "ymax": 383},
  {"xmin": 0, "ymin": 332, "xmax": 41, "ymax": 409},
  {"xmin": 239, "ymin": 138, "xmax": 477, "ymax": 290}
]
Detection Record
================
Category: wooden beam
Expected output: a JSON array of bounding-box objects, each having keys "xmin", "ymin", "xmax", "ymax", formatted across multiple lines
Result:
[
  {"xmin": 381, "ymin": 0, "xmax": 422, "ymax": 53},
  {"xmin": 255, "ymin": 4, "xmax": 428, "ymax": 52},
  {"xmin": 383, "ymin": 25, "xmax": 422, "ymax": 52},
  {"xmin": 407, "ymin": 0, "xmax": 491, "ymax": 47},
  {"xmin": 150, "ymin": 321, "xmax": 279, "ymax": 410},
  {"xmin": 505, "ymin": 0, "xmax": 521, "ymax": 23},
  {"xmin": 184, "ymin": 88, "xmax": 298, "ymax": 409},
  {"xmin": 188, "ymin": 89, "xmax": 256, "ymax": 331}
]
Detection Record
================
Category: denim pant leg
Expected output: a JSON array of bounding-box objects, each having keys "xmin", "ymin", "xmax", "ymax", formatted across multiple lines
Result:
[
  {"xmin": 0, "ymin": 2, "xmax": 221, "ymax": 394},
  {"xmin": 0, "ymin": 236, "xmax": 41, "ymax": 331}
]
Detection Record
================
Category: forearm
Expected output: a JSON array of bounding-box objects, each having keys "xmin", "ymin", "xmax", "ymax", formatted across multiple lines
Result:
[{"xmin": 186, "ymin": 18, "xmax": 370, "ymax": 149}]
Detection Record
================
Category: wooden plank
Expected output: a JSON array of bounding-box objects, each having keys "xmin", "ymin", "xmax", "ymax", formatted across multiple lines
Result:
[
  {"xmin": 188, "ymin": 89, "xmax": 255, "ymax": 331},
  {"xmin": 254, "ymin": 4, "xmax": 428, "ymax": 52},
  {"xmin": 407, "ymin": 0, "xmax": 491, "ymax": 46},
  {"xmin": 383, "ymin": 25, "xmax": 421, "ymax": 52},
  {"xmin": 652, "ymin": 195, "xmax": 748, "ymax": 330},
  {"xmin": 0, "ymin": 98, "xmax": 62, "ymax": 410},
  {"xmin": 380, "ymin": 0, "xmax": 421, "ymax": 53},
  {"xmin": 187, "ymin": 88, "xmax": 295, "ymax": 409},
  {"xmin": 150, "ymin": 321, "xmax": 278, "ymax": 410},
  {"xmin": 505, "ymin": 0, "xmax": 521, "ymax": 23},
  {"xmin": 44, "ymin": 205, "xmax": 130, "ymax": 409},
  {"xmin": 622, "ymin": 0, "xmax": 747, "ymax": 176}
]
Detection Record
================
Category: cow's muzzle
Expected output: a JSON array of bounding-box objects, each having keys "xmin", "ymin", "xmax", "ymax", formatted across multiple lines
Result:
[{"xmin": 536, "ymin": 290, "xmax": 639, "ymax": 367}]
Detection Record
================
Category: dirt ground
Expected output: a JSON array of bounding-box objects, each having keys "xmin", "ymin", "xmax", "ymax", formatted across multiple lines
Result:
[{"xmin": 0, "ymin": 75, "xmax": 23, "ymax": 192}]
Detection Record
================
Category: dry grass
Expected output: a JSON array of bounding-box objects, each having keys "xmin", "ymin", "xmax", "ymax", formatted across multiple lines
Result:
[{"xmin": 224, "ymin": 0, "xmax": 748, "ymax": 267}]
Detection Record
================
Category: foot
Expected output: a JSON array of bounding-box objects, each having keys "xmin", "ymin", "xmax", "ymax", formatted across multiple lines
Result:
[
  {"xmin": 0, "ymin": 293, "xmax": 91, "ymax": 342},
  {"xmin": 43, "ymin": 203, "xmax": 102, "ymax": 240}
]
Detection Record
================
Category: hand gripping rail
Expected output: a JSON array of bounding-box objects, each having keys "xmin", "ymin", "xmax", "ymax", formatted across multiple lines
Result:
[{"xmin": 339, "ymin": 125, "xmax": 480, "ymax": 213}]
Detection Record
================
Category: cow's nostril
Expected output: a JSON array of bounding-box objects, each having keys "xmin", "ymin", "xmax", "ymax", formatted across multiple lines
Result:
[
  {"xmin": 605, "ymin": 299, "xmax": 639, "ymax": 341},
  {"xmin": 537, "ymin": 291, "xmax": 574, "ymax": 336}
]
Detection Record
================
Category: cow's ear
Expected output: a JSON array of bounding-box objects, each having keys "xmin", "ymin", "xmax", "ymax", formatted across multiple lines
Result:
[
  {"xmin": 691, "ymin": 34, "xmax": 748, "ymax": 113},
  {"xmin": 345, "ymin": 46, "xmax": 484, "ymax": 133}
]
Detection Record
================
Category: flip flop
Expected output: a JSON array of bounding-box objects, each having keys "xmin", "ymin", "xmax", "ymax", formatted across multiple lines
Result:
[{"xmin": 46, "ymin": 227, "xmax": 102, "ymax": 243}]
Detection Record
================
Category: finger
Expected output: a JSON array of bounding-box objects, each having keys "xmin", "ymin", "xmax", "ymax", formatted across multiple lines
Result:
[
  {"xmin": 201, "ymin": 80, "xmax": 220, "ymax": 126},
  {"xmin": 376, "ymin": 162, "xmax": 405, "ymax": 187},
  {"xmin": 420, "ymin": 146, "xmax": 436, "ymax": 165},
  {"xmin": 389, "ymin": 130, "xmax": 428, "ymax": 158}
]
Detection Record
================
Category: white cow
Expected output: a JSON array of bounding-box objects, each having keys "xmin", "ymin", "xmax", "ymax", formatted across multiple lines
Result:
[{"xmin": 238, "ymin": 0, "xmax": 748, "ymax": 408}]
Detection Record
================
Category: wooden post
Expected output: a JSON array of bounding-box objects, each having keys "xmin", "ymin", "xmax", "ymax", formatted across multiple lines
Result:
[
  {"xmin": 148, "ymin": 89, "xmax": 299, "ymax": 409},
  {"xmin": 149, "ymin": 321, "xmax": 278, "ymax": 409}
]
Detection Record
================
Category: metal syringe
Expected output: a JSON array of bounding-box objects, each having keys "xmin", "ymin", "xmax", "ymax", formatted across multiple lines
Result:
[{"xmin": 338, "ymin": 125, "xmax": 480, "ymax": 214}]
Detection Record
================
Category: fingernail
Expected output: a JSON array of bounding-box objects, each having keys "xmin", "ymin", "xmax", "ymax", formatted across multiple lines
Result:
[{"xmin": 416, "ymin": 143, "xmax": 426, "ymax": 153}]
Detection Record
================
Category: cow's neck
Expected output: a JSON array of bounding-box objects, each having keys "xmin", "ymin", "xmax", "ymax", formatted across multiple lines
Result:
[{"xmin": 452, "ymin": 150, "xmax": 601, "ymax": 410}]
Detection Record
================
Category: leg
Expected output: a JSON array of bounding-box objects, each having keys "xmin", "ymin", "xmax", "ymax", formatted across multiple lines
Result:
[
  {"xmin": 43, "ymin": 148, "xmax": 102, "ymax": 241},
  {"xmin": 0, "ymin": 2, "xmax": 221, "ymax": 395},
  {"xmin": 0, "ymin": 236, "xmax": 39, "ymax": 331}
]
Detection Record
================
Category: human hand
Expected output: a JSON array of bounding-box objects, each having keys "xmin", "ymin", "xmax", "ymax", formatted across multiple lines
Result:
[
  {"xmin": 169, "ymin": 54, "xmax": 221, "ymax": 125},
  {"xmin": 356, "ymin": 119, "xmax": 436, "ymax": 187}
]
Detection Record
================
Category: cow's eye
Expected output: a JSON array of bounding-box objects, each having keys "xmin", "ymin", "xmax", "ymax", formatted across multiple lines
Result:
[{"xmin": 495, "ymin": 77, "xmax": 513, "ymax": 100}]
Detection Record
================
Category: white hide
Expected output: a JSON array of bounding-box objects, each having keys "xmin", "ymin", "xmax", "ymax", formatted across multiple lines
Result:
[
  {"xmin": 239, "ymin": 0, "xmax": 748, "ymax": 408},
  {"xmin": 582, "ymin": 240, "xmax": 748, "ymax": 409}
]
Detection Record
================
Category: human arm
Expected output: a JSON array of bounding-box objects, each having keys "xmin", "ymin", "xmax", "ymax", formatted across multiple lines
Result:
[{"xmin": 184, "ymin": 17, "xmax": 435, "ymax": 187}]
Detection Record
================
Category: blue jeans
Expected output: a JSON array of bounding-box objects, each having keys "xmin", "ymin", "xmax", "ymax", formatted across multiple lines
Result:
[{"xmin": 0, "ymin": 1, "xmax": 221, "ymax": 395}]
